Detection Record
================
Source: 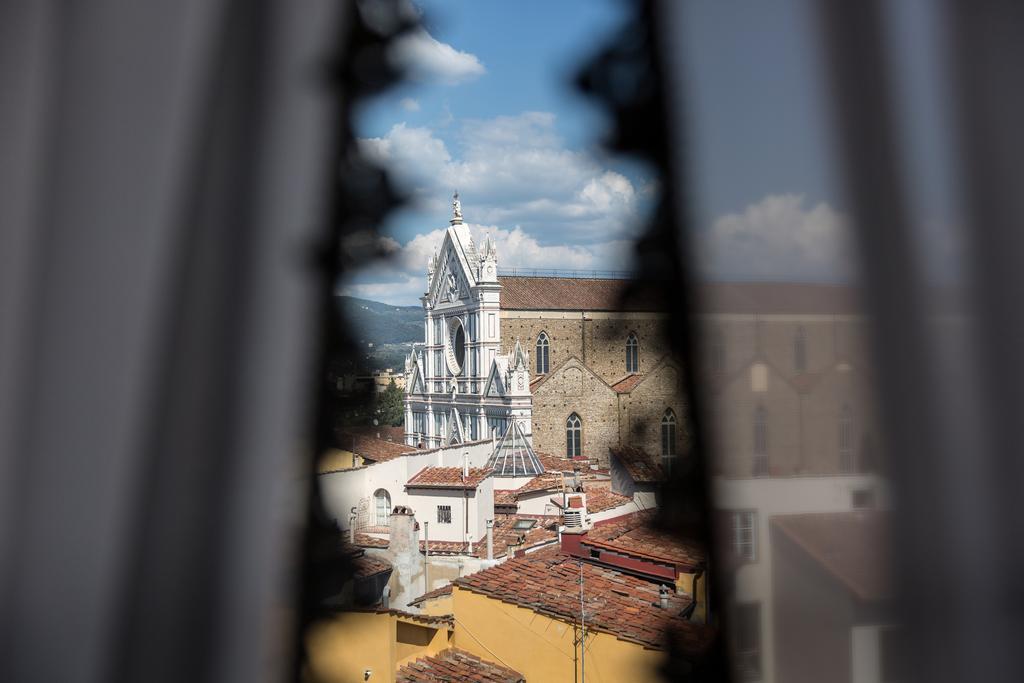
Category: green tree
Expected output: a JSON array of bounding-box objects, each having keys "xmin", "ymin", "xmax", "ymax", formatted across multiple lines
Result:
[{"xmin": 376, "ymin": 379, "xmax": 404, "ymax": 427}]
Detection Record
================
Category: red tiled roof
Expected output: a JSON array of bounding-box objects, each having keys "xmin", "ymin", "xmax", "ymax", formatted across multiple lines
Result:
[
  {"xmin": 516, "ymin": 474, "xmax": 562, "ymax": 495},
  {"xmin": 585, "ymin": 511, "xmax": 705, "ymax": 570},
  {"xmin": 498, "ymin": 276, "xmax": 661, "ymax": 311},
  {"xmin": 407, "ymin": 466, "xmax": 491, "ymax": 489},
  {"xmin": 345, "ymin": 607, "xmax": 453, "ymax": 628},
  {"xmin": 580, "ymin": 484, "xmax": 634, "ymax": 514},
  {"xmin": 610, "ymin": 445, "xmax": 666, "ymax": 484},
  {"xmin": 494, "ymin": 490, "xmax": 519, "ymax": 506},
  {"xmin": 408, "ymin": 583, "xmax": 453, "ymax": 607},
  {"xmin": 353, "ymin": 533, "xmax": 389, "ymax": 549},
  {"xmin": 336, "ymin": 432, "xmax": 416, "ymax": 463},
  {"xmin": 771, "ymin": 511, "xmax": 892, "ymax": 602},
  {"xmin": 455, "ymin": 546, "xmax": 707, "ymax": 650},
  {"xmin": 346, "ymin": 424, "xmax": 407, "ymax": 443},
  {"xmin": 351, "ymin": 551, "xmax": 393, "ymax": 579},
  {"xmin": 610, "ymin": 372, "xmax": 644, "ymax": 394},
  {"xmin": 397, "ymin": 648, "xmax": 524, "ymax": 683},
  {"xmin": 536, "ymin": 451, "xmax": 590, "ymax": 473},
  {"xmin": 421, "ymin": 515, "xmax": 559, "ymax": 559}
]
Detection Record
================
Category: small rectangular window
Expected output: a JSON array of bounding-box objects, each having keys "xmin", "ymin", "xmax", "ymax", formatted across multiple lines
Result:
[
  {"xmin": 732, "ymin": 511, "xmax": 756, "ymax": 562},
  {"xmin": 437, "ymin": 505, "xmax": 452, "ymax": 524},
  {"xmin": 852, "ymin": 489, "xmax": 875, "ymax": 509}
]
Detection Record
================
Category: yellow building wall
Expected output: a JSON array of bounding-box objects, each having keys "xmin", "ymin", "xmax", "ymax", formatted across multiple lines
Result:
[
  {"xmin": 305, "ymin": 611, "xmax": 395, "ymax": 683},
  {"xmin": 317, "ymin": 448, "xmax": 362, "ymax": 474},
  {"xmin": 416, "ymin": 594, "xmax": 454, "ymax": 617},
  {"xmin": 395, "ymin": 619, "xmax": 450, "ymax": 666},
  {"xmin": 451, "ymin": 587, "xmax": 667, "ymax": 683}
]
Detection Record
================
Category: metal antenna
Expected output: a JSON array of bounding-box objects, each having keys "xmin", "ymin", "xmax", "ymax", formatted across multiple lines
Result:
[{"xmin": 579, "ymin": 560, "xmax": 586, "ymax": 683}]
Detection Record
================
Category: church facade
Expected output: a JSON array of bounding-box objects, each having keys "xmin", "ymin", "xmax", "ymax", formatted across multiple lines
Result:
[{"xmin": 403, "ymin": 196, "xmax": 685, "ymax": 470}]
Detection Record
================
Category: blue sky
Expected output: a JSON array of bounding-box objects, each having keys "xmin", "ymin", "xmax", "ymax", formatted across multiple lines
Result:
[{"xmin": 345, "ymin": 0, "xmax": 956, "ymax": 305}]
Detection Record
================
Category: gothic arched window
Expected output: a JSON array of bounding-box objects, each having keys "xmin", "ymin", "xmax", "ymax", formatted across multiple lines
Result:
[
  {"xmin": 839, "ymin": 404, "xmax": 854, "ymax": 473},
  {"xmin": 661, "ymin": 409, "xmax": 677, "ymax": 471},
  {"xmin": 626, "ymin": 332, "xmax": 639, "ymax": 373},
  {"xmin": 536, "ymin": 331, "xmax": 550, "ymax": 374},
  {"xmin": 753, "ymin": 406, "xmax": 769, "ymax": 476},
  {"xmin": 566, "ymin": 412, "xmax": 582, "ymax": 458},
  {"xmin": 373, "ymin": 489, "xmax": 391, "ymax": 527},
  {"xmin": 794, "ymin": 326, "xmax": 807, "ymax": 373}
]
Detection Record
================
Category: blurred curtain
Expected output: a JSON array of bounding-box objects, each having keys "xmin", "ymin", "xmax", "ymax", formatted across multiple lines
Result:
[{"xmin": 0, "ymin": 2, "xmax": 343, "ymax": 682}]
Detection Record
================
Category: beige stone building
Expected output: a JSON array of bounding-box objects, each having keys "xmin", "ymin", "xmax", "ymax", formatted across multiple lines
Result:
[{"xmin": 497, "ymin": 275, "xmax": 685, "ymax": 469}]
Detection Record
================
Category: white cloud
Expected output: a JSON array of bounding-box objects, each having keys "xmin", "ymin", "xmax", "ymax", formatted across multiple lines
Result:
[
  {"xmin": 699, "ymin": 194, "xmax": 854, "ymax": 281},
  {"xmin": 341, "ymin": 224, "xmax": 634, "ymax": 305},
  {"xmin": 359, "ymin": 112, "xmax": 646, "ymax": 242},
  {"xmin": 390, "ymin": 28, "xmax": 486, "ymax": 85},
  {"xmin": 399, "ymin": 97, "xmax": 420, "ymax": 112}
]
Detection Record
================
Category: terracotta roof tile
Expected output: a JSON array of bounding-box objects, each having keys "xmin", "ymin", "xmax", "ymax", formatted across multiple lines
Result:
[
  {"xmin": 455, "ymin": 547, "xmax": 708, "ymax": 651},
  {"xmin": 498, "ymin": 276, "xmax": 660, "ymax": 311},
  {"xmin": 610, "ymin": 445, "xmax": 666, "ymax": 484},
  {"xmin": 397, "ymin": 648, "xmax": 524, "ymax": 683},
  {"xmin": 580, "ymin": 484, "xmax": 634, "ymax": 514},
  {"xmin": 421, "ymin": 515, "xmax": 559, "ymax": 559},
  {"xmin": 771, "ymin": 511, "xmax": 892, "ymax": 602},
  {"xmin": 407, "ymin": 466, "xmax": 491, "ymax": 489},
  {"xmin": 494, "ymin": 489, "xmax": 519, "ymax": 506},
  {"xmin": 407, "ymin": 583, "xmax": 453, "ymax": 607},
  {"xmin": 516, "ymin": 474, "xmax": 562, "ymax": 495},
  {"xmin": 536, "ymin": 451, "xmax": 591, "ymax": 473},
  {"xmin": 335, "ymin": 432, "xmax": 416, "ymax": 463},
  {"xmin": 610, "ymin": 372, "xmax": 645, "ymax": 393},
  {"xmin": 585, "ymin": 511, "xmax": 705, "ymax": 569},
  {"xmin": 352, "ymin": 533, "xmax": 389, "ymax": 549}
]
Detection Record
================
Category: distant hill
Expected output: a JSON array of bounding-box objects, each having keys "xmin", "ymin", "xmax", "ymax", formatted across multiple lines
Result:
[{"xmin": 337, "ymin": 296, "xmax": 422, "ymax": 345}]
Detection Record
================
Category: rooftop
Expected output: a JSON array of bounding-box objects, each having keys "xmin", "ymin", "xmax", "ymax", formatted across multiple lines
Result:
[
  {"xmin": 498, "ymin": 275, "xmax": 657, "ymax": 312},
  {"xmin": 585, "ymin": 511, "xmax": 705, "ymax": 570},
  {"xmin": 397, "ymin": 648, "xmax": 524, "ymax": 683},
  {"xmin": 576, "ymin": 483, "xmax": 634, "ymax": 514},
  {"xmin": 610, "ymin": 445, "xmax": 666, "ymax": 484},
  {"xmin": 334, "ymin": 432, "xmax": 416, "ymax": 464},
  {"xmin": 407, "ymin": 583, "xmax": 453, "ymax": 608},
  {"xmin": 771, "ymin": 511, "xmax": 892, "ymax": 602},
  {"xmin": 454, "ymin": 546, "xmax": 706, "ymax": 651},
  {"xmin": 406, "ymin": 466, "xmax": 492, "ymax": 489},
  {"xmin": 422, "ymin": 514, "xmax": 559, "ymax": 559},
  {"xmin": 610, "ymin": 372, "xmax": 645, "ymax": 394}
]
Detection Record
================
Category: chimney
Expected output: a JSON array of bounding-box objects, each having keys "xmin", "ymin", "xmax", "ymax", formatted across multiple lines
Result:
[
  {"xmin": 462, "ymin": 452, "xmax": 469, "ymax": 480},
  {"xmin": 382, "ymin": 584, "xmax": 391, "ymax": 610},
  {"xmin": 348, "ymin": 507, "xmax": 356, "ymax": 545},
  {"xmin": 659, "ymin": 585, "xmax": 670, "ymax": 610},
  {"xmin": 486, "ymin": 519, "xmax": 494, "ymax": 560}
]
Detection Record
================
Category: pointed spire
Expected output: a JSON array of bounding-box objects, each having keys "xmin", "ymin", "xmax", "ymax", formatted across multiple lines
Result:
[{"xmin": 512, "ymin": 337, "xmax": 528, "ymax": 370}]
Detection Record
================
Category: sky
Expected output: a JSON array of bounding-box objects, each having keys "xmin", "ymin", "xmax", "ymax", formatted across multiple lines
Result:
[{"xmin": 343, "ymin": 0, "xmax": 957, "ymax": 305}]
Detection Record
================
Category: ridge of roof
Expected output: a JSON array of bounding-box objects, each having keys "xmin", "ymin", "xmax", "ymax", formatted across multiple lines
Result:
[{"xmin": 397, "ymin": 647, "xmax": 524, "ymax": 683}]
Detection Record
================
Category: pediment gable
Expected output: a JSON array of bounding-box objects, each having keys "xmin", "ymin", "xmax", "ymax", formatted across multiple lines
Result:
[{"xmin": 427, "ymin": 227, "xmax": 479, "ymax": 308}]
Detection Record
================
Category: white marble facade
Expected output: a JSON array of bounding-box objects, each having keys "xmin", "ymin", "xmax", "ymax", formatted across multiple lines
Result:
[{"xmin": 404, "ymin": 195, "xmax": 533, "ymax": 449}]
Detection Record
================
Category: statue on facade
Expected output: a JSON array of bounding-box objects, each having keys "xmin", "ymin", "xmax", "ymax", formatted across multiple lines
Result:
[{"xmin": 452, "ymin": 190, "xmax": 462, "ymax": 221}]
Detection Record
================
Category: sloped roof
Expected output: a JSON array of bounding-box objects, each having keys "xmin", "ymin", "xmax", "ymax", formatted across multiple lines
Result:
[
  {"xmin": 585, "ymin": 511, "xmax": 705, "ymax": 569},
  {"xmin": 420, "ymin": 515, "xmax": 559, "ymax": 559},
  {"xmin": 610, "ymin": 445, "xmax": 666, "ymax": 484},
  {"xmin": 454, "ymin": 547, "xmax": 709, "ymax": 651},
  {"xmin": 407, "ymin": 583, "xmax": 453, "ymax": 607},
  {"xmin": 397, "ymin": 648, "xmax": 524, "ymax": 683},
  {"xmin": 498, "ymin": 276, "xmax": 648, "ymax": 311},
  {"xmin": 497, "ymin": 276, "xmax": 864, "ymax": 315},
  {"xmin": 610, "ymin": 372, "xmax": 644, "ymax": 394},
  {"xmin": 334, "ymin": 432, "xmax": 416, "ymax": 463},
  {"xmin": 579, "ymin": 484, "xmax": 634, "ymax": 514},
  {"xmin": 407, "ymin": 466, "xmax": 491, "ymax": 489},
  {"xmin": 485, "ymin": 420, "xmax": 544, "ymax": 477},
  {"xmin": 771, "ymin": 511, "xmax": 892, "ymax": 602}
]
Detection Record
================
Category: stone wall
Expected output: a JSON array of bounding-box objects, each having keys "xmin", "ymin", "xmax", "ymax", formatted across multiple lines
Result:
[{"xmin": 530, "ymin": 358, "xmax": 619, "ymax": 465}]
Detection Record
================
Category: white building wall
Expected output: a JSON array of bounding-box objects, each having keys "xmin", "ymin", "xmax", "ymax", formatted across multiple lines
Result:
[
  {"xmin": 318, "ymin": 439, "xmax": 496, "ymax": 532},
  {"xmin": 713, "ymin": 474, "xmax": 890, "ymax": 683}
]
